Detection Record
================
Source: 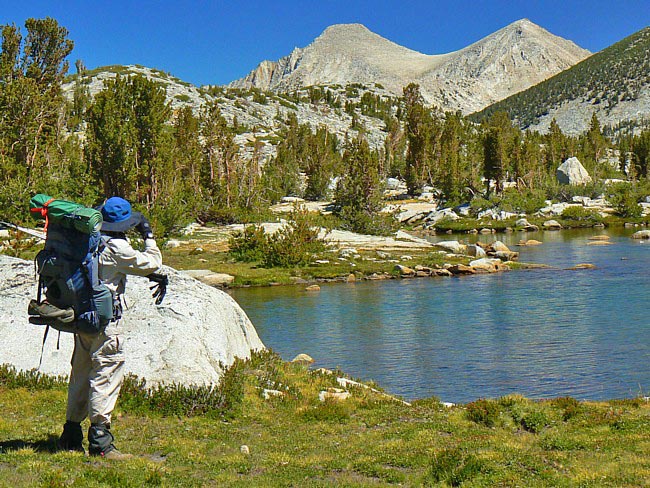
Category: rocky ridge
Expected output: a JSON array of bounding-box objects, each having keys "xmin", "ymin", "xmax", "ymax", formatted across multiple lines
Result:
[
  {"xmin": 230, "ymin": 20, "xmax": 590, "ymax": 114},
  {"xmin": 473, "ymin": 27, "xmax": 650, "ymax": 134},
  {"xmin": 63, "ymin": 65, "xmax": 392, "ymax": 160}
]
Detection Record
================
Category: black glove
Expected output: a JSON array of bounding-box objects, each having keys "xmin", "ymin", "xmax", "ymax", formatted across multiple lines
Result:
[
  {"xmin": 148, "ymin": 273, "xmax": 168, "ymax": 305},
  {"xmin": 136, "ymin": 215, "xmax": 154, "ymax": 240}
]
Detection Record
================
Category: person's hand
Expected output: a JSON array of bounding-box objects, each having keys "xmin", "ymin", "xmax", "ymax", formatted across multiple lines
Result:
[
  {"xmin": 136, "ymin": 215, "xmax": 154, "ymax": 240},
  {"xmin": 148, "ymin": 273, "xmax": 168, "ymax": 305}
]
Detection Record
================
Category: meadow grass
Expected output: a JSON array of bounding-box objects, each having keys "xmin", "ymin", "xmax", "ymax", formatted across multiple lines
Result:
[{"xmin": 0, "ymin": 353, "xmax": 648, "ymax": 487}]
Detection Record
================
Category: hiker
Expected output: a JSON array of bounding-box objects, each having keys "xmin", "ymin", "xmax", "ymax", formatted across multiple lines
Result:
[{"xmin": 57, "ymin": 196, "xmax": 163, "ymax": 459}]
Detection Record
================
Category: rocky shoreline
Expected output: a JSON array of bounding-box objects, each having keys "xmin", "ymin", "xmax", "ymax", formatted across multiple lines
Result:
[
  {"xmin": 163, "ymin": 216, "xmax": 650, "ymax": 290},
  {"xmin": 172, "ymin": 222, "xmax": 548, "ymax": 289},
  {"xmin": 5, "ymin": 215, "xmax": 647, "ymax": 291}
]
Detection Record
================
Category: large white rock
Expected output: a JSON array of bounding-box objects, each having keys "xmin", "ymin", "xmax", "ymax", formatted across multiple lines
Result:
[
  {"xmin": 433, "ymin": 240, "xmax": 467, "ymax": 255},
  {"xmin": 424, "ymin": 208, "xmax": 459, "ymax": 224},
  {"xmin": 467, "ymin": 244, "xmax": 487, "ymax": 258},
  {"xmin": 632, "ymin": 230, "xmax": 650, "ymax": 239},
  {"xmin": 538, "ymin": 202, "xmax": 576, "ymax": 215},
  {"xmin": 478, "ymin": 208, "xmax": 518, "ymax": 220},
  {"xmin": 0, "ymin": 255, "xmax": 264, "ymax": 385},
  {"xmin": 557, "ymin": 157, "xmax": 592, "ymax": 185},
  {"xmin": 386, "ymin": 177, "xmax": 402, "ymax": 190}
]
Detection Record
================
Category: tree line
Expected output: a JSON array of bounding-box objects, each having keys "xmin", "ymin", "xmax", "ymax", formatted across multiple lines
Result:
[{"xmin": 2, "ymin": 18, "xmax": 650, "ymax": 236}]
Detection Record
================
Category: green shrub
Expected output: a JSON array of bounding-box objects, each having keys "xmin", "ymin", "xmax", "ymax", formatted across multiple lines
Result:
[
  {"xmin": 610, "ymin": 418, "xmax": 643, "ymax": 432},
  {"xmin": 252, "ymin": 91, "xmax": 268, "ymax": 104},
  {"xmin": 540, "ymin": 434, "xmax": 586, "ymax": 451},
  {"xmin": 119, "ymin": 357, "xmax": 246, "ymax": 418},
  {"xmin": 498, "ymin": 188, "xmax": 547, "ymax": 214},
  {"xmin": 0, "ymin": 364, "xmax": 67, "ymax": 390},
  {"xmin": 504, "ymin": 400, "xmax": 551, "ymax": 433},
  {"xmin": 497, "ymin": 394, "xmax": 526, "ymax": 408},
  {"xmin": 424, "ymin": 448, "xmax": 486, "ymax": 486},
  {"xmin": 465, "ymin": 398, "xmax": 501, "ymax": 427},
  {"xmin": 227, "ymin": 207, "xmax": 329, "ymax": 267},
  {"xmin": 197, "ymin": 205, "xmax": 276, "ymax": 225},
  {"xmin": 228, "ymin": 225, "xmax": 268, "ymax": 262},
  {"xmin": 262, "ymin": 209, "xmax": 329, "ymax": 267},
  {"xmin": 0, "ymin": 233, "xmax": 41, "ymax": 260},
  {"xmin": 615, "ymin": 195, "xmax": 642, "ymax": 218},
  {"xmin": 606, "ymin": 182, "xmax": 642, "ymax": 218},
  {"xmin": 608, "ymin": 397, "xmax": 643, "ymax": 408},
  {"xmin": 148, "ymin": 192, "xmax": 195, "ymax": 236},
  {"xmin": 560, "ymin": 206, "xmax": 604, "ymax": 224},
  {"xmin": 469, "ymin": 196, "xmax": 492, "ymax": 217},
  {"xmin": 548, "ymin": 181, "xmax": 607, "ymax": 202},
  {"xmin": 300, "ymin": 400, "xmax": 351, "ymax": 422},
  {"xmin": 337, "ymin": 207, "xmax": 398, "ymax": 236},
  {"xmin": 552, "ymin": 396, "xmax": 583, "ymax": 421},
  {"xmin": 520, "ymin": 411, "xmax": 549, "ymax": 433}
]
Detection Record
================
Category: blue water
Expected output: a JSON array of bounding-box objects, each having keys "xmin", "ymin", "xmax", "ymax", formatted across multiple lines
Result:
[{"xmin": 230, "ymin": 229, "xmax": 650, "ymax": 402}]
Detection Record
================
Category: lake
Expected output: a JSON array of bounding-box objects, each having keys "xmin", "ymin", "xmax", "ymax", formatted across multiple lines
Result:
[{"xmin": 230, "ymin": 228, "xmax": 650, "ymax": 403}]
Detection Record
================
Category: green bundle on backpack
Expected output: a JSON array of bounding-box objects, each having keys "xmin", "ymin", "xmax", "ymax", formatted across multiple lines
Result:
[
  {"xmin": 30, "ymin": 194, "xmax": 103, "ymax": 234},
  {"xmin": 27, "ymin": 194, "xmax": 114, "ymax": 335}
]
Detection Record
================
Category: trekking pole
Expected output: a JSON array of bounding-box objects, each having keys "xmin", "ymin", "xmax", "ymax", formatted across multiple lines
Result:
[{"xmin": 0, "ymin": 220, "xmax": 46, "ymax": 240}]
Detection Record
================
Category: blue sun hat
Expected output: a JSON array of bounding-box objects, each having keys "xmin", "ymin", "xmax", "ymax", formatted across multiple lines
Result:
[{"xmin": 98, "ymin": 197, "xmax": 142, "ymax": 232}]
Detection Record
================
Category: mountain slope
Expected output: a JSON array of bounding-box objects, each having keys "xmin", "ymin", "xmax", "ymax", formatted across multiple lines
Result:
[
  {"xmin": 419, "ymin": 19, "xmax": 591, "ymax": 113},
  {"xmin": 472, "ymin": 26, "xmax": 650, "ymax": 134},
  {"xmin": 63, "ymin": 65, "xmax": 398, "ymax": 161},
  {"xmin": 229, "ymin": 24, "xmax": 447, "ymax": 95},
  {"xmin": 230, "ymin": 20, "xmax": 590, "ymax": 114}
]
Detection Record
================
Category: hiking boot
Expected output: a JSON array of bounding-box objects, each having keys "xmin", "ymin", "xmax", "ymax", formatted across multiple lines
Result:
[
  {"xmin": 88, "ymin": 423, "xmax": 133, "ymax": 460},
  {"xmin": 56, "ymin": 421, "xmax": 84, "ymax": 453},
  {"xmin": 28, "ymin": 299, "xmax": 75, "ymax": 323},
  {"xmin": 100, "ymin": 446, "xmax": 134, "ymax": 460}
]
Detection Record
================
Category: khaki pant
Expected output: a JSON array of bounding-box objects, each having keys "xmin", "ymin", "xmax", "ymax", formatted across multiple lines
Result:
[{"xmin": 66, "ymin": 322, "xmax": 125, "ymax": 425}]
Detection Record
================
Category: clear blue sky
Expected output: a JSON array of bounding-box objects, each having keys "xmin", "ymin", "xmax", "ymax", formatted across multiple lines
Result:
[{"xmin": 1, "ymin": 1, "xmax": 648, "ymax": 86}]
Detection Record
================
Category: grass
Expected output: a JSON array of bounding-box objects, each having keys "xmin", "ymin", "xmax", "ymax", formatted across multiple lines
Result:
[{"xmin": 0, "ymin": 353, "xmax": 648, "ymax": 486}]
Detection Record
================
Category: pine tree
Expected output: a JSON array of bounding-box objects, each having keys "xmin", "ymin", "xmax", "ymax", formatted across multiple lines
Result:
[
  {"xmin": 303, "ymin": 127, "xmax": 340, "ymax": 200},
  {"xmin": 334, "ymin": 136, "xmax": 389, "ymax": 234},
  {"xmin": 85, "ymin": 74, "xmax": 171, "ymax": 205},
  {"xmin": 520, "ymin": 131, "xmax": 544, "ymax": 188},
  {"xmin": 0, "ymin": 18, "xmax": 73, "ymax": 183},
  {"xmin": 632, "ymin": 129, "xmax": 650, "ymax": 179},
  {"xmin": 545, "ymin": 118, "xmax": 567, "ymax": 170},
  {"xmin": 68, "ymin": 59, "xmax": 90, "ymax": 130},
  {"xmin": 173, "ymin": 106, "xmax": 203, "ymax": 198},
  {"xmin": 403, "ymin": 83, "xmax": 429, "ymax": 195},
  {"xmin": 261, "ymin": 113, "xmax": 302, "ymax": 204},
  {"xmin": 382, "ymin": 115, "xmax": 405, "ymax": 178},
  {"xmin": 200, "ymin": 101, "xmax": 240, "ymax": 207},
  {"xmin": 582, "ymin": 113, "xmax": 609, "ymax": 174},
  {"xmin": 439, "ymin": 111, "xmax": 465, "ymax": 203},
  {"xmin": 482, "ymin": 112, "xmax": 513, "ymax": 195},
  {"xmin": 0, "ymin": 18, "xmax": 74, "ymax": 218}
]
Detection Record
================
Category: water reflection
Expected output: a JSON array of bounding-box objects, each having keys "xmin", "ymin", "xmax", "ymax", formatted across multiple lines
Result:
[{"xmin": 231, "ymin": 230, "xmax": 650, "ymax": 402}]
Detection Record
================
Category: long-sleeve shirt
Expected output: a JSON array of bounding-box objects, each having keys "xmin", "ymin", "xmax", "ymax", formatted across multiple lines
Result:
[{"xmin": 99, "ymin": 237, "xmax": 162, "ymax": 298}]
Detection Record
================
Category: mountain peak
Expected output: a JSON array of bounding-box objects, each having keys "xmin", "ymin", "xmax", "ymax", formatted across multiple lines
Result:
[
  {"xmin": 313, "ymin": 23, "xmax": 392, "ymax": 47},
  {"xmin": 230, "ymin": 21, "xmax": 590, "ymax": 114},
  {"xmin": 511, "ymin": 18, "xmax": 534, "ymax": 27},
  {"xmin": 320, "ymin": 23, "xmax": 370, "ymax": 35},
  {"xmin": 496, "ymin": 18, "xmax": 554, "ymax": 37}
]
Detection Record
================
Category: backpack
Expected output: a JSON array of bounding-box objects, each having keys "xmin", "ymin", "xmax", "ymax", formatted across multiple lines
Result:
[{"xmin": 27, "ymin": 194, "xmax": 114, "ymax": 335}]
